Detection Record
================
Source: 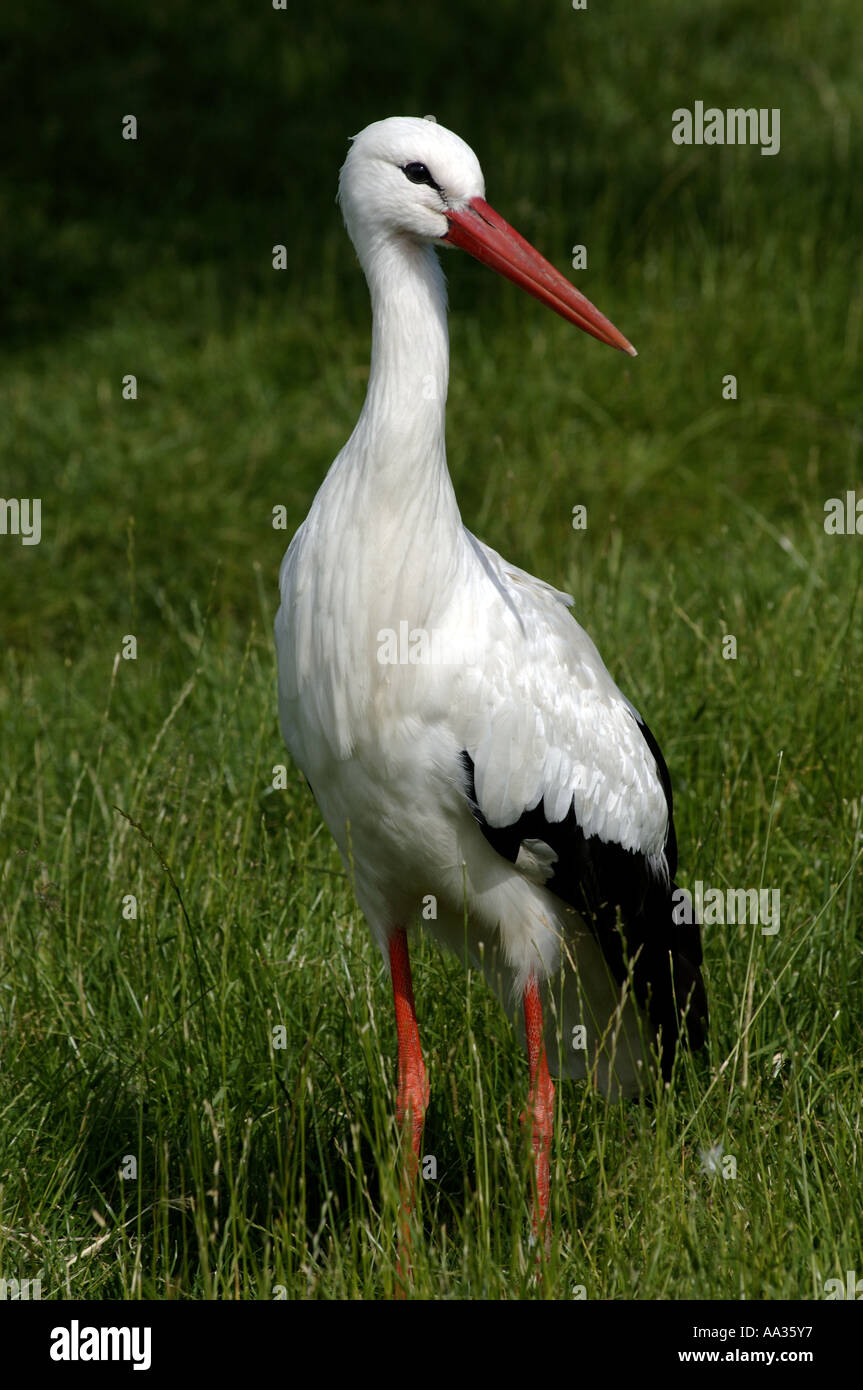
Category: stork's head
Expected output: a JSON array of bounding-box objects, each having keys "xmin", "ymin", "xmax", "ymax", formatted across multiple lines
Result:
[
  {"xmin": 339, "ymin": 115, "xmax": 636, "ymax": 356},
  {"xmin": 340, "ymin": 116, "xmax": 483, "ymax": 245}
]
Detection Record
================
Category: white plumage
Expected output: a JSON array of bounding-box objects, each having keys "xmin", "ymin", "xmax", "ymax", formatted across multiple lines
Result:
[{"xmin": 275, "ymin": 118, "xmax": 706, "ymax": 1251}]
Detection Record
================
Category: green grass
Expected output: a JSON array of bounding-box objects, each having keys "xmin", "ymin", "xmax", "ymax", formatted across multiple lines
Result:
[{"xmin": 1, "ymin": 0, "xmax": 861, "ymax": 1298}]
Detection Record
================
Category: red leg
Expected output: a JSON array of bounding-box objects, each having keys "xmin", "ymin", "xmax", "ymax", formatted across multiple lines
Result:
[
  {"xmin": 388, "ymin": 927, "xmax": 429, "ymax": 1288},
  {"xmin": 521, "ymin": 974, "xmax": 555, "ymax": 1245}
]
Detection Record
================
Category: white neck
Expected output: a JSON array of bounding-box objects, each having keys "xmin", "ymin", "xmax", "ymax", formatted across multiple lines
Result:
[
  {"xmin": 286, "ymin": 234, "xmax": 471, "ymax": 760},
  {"xmin": 333, "ymin": 234, "xmax": 462, "ymax": 544}
]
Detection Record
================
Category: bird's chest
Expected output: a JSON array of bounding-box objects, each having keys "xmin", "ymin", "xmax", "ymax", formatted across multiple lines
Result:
[
  {"xmin": 276, "ymin": 518, "xmax": 478, "ymax": 914},
  {"xmin": 278, "ymin": 504, "xmax": 468, "ymax": 763}
]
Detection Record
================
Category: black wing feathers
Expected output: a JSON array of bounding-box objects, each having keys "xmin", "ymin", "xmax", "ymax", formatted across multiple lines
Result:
[{"xmin": 460, "ymin": 725, "xmax": 707, "ymax": 1080}]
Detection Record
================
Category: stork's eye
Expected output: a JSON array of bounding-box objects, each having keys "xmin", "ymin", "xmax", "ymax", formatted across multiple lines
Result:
[{"xmin": 402, "ymin": 162, "xmax": 436, "ymax": 187}]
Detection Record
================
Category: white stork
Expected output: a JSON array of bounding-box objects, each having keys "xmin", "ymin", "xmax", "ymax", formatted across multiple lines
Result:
[{"xmin": 275, "ymin": 116, "xmax": 707, "ymax": 1267}]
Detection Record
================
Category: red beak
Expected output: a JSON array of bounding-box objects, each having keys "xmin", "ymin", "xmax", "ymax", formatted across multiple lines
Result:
[{"xmin": 443, "ymin": 197, "xmax": 636, "ymax": 357}]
